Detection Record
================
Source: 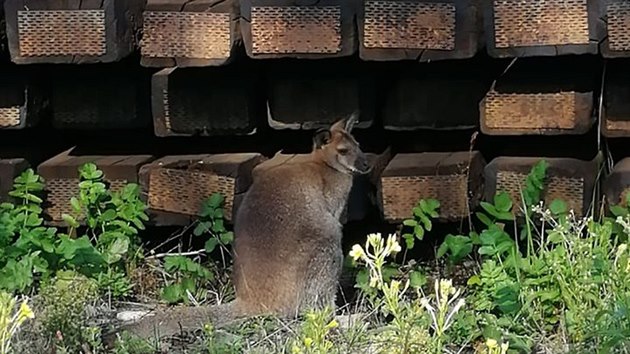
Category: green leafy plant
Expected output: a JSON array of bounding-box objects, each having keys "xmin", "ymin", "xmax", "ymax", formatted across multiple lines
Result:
[
  {"xmin": 158, "ymin": 193, "xmax": 236, "ymax": 304},
  {"xmin": 63, "ymin": 163, "xmax": 148, "ymax": 269},
  {"xmin": 0, "ymin": 169, "xmax": 68, "ymax": 293},
  {"xmin": 160, "ymin": 255, "xmax": 214, "ymax": 304},
  {"xmin": 290, "ymin": 306, "xmax": 339, "ymax": 354},
  {"xmin": 401, "ymin": 199, "xmax": 440, "ymax": 249},
  {"xmin": 193, "ymin": 193, "xmax": 234, "ymax": 266},
  {"xmin": 0, "ymin": 164, "xmax": 149, "ymax": 296},
  {"xmin": 437, "ymin": 160, "xmax": 550, "ymax": 266}
]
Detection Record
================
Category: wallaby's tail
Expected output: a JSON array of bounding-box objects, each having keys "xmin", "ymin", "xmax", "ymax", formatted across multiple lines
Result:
[{"xmin": 102, "ymin": 301, "xmax": 241, "ymax": 348}]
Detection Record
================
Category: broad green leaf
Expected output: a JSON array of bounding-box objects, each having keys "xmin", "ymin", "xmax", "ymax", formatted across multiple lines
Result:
[
  {"xmin": 403, "ymin": 234, "xmax": 415, "ymax": 249},
  {"xmin": 436, "ymin": 241, "xmax": 449, "ymax": 259},
  {"xmin": 23, "ymin": 193, "xmax": 43, "ymax": 204},
  {"xmin": 61, "ymin": 214, "xmax": 80, "ymax": 229},
  {"xmin": 161, "ymin": 284, "xmax": 183, "ymax": 304},
  {"xmin": 164, "ymin": 256, "xmax": 187, "ymax": 272},
  {"xmin": 409, "ymin": 271, "xmax": 427, "ymax": 288},
  {"xmin": 476, "ymin": 212, "xmax": 493, "ymax": 227},
  {"xmin": 445, "ymin": 235, "xmax": 473, "ymax": 262},
  {"xmin": 105, "ymin": 237, "xmax": 130, "ymax": 264},
  {"xmin": 211, "ymin": 219, "xmax": 226, "ymax": 233},
  {"xmin": 208, "ymin": 193, "xmax": 224, "ymax": 209},
  {"xmin": 418, "ymin": 213, "xmax": 432, "ymax": 231},
  {"xmin": 101, "ymin": 209, "xmax": 117, "ymax": 222},
  {"xmin": 220, "ymin": 231, "xmax": 234, "ymax": 244},
  {"xmin": 402, "ymin": 219, "xmax": 417, "ymax": 227},
  {"xmin": 478, "ymin": 246, "xmax": 495, "ymax": 256},
  {"xmin": 414, "ymin": 225, "xmax": 425, "ymax": 240},
  {"xmin": 25, "ymin": 213, "xmax": 42, "ymax": 227},
  {"xmin": 355, "ymin": 269, "xmax": 369, "ymax": 288},
  {"xmin": 480, "ymin": 201, "xmax": 499, "ymax": 218},
  {"xmin": 205, "ymin": 238, "xmax": 219, "ymax": 253},
  {"xmin": 193, "ymin": 222, "xmax": 209, "ymax": 236},
  {"xmin": 494, "ymin": 210, "xmax": 515, "ymax": 221},
  {"xmin": 494, "ymin": 192, "xmax": 513, "ymax": 213},
  {"xmin": 610, "ymin": 205, "xmax": 628, "ymax": 217},
  {"xmin": 549, "ymin": 199, "xmax": 568, "ymax": 215},
  {"xmin": 382, "ymin": 265, "xmax": 400, "ymax": 281},
  {"xmin": 180, "ymin": 277, "xmax": 196, "ymax": 293},
  {"xmin": 467, "ymin": 275, "xmax": 481, "ymax": 286}
]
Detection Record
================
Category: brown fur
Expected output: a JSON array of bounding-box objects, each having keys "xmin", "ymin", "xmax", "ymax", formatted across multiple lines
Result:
[{"xmin": 103, "ymin": 115, "xmax": 369, "ymax": 345}]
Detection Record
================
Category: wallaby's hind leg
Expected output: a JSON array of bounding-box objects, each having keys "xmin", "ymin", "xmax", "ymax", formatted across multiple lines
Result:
[{"xmin": 299, "ymin": 241, "xmax": 344, "ymax": 313}]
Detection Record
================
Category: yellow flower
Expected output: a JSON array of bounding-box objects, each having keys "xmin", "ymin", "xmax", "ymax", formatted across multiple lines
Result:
[
  {"xmin": 385, "ymin": 234, "xmax": 402, "ymax": 255},
  {"xmin": 486, "ymin": 338, "xmax": 498, "ymax": 349},
  {"xmin": 349, "ymin": 244, "xmax": 365, "ymax": 261},
  {"xmin": 325, "ymin": 319, "xmax": 339, "ymax": 330},
  {"xmin": 18, "ymin": 300, "xmax": 34, "ymax": 320},
  {"xmin": 303, "ymin": 337, "xmax": 313, "ymax": 348},
  {"xmin": 367, "ymin": 233, "xmax": 382, "ymax": 248}
]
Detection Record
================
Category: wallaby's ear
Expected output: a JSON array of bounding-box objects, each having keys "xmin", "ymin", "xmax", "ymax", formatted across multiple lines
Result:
[
  {"xmin": 330, "ymin": 112, "xmax": 359, "ymax": 133},
  {"xmin": 344, "ymin": 112, "xmax": 359, "ymax": 132},
  {"xmin": 312, "ymin": 128, "xmax": 331, "ymax": 149}
]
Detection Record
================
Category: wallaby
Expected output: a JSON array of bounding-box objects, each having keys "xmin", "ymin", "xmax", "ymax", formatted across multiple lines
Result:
[{"xmin": 103, "ymin": 114, "xmax": 369, "ymax": 345}]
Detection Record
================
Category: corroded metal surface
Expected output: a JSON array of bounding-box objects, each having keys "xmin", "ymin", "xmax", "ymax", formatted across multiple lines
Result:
[
  {"xmin": 607, "ymin": 2, "xmax": 630, "ymax": 51},
  {"xmin": 493, "ymin": 0, "xmax": 589, "ymax": 48},
  {"xmin": 17, "ymin": 10, "xmax": 106, "ymax": 56},
  {"xmin": 364, "ymin": 0, "xmax": 456, "ymax": 50},
  {"xmin": 141, "ymin": 11, "xmax": 232, "ymax": 59},
  {"xmin": 251, "ymin": 5, "xmax": 341, "ymax": 54}
]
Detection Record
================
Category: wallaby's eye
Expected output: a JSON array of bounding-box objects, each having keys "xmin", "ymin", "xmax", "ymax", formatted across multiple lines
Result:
[{"xmin": 338, "ymin": 148, "xmax": 349, "ymax": 155}]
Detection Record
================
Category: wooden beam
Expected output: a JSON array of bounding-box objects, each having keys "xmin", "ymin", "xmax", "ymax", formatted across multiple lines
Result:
[
  {"xmin": 4, "ymin": 0, "xmax": 145, "ymax": 64},
  {"xmin": 484, "ymin": 0, "xmax": 605, "ymax": 58},
  {"xmin": 240, "ymin": 0, "xmax": 358, "ymax": 59},
  {"xmin": 358, "ymin": 0, "xmax": 482, "ymax": 62},
  {"xmin": 140, "ymin": 0, "xmax": 241, "ymax": 67}
]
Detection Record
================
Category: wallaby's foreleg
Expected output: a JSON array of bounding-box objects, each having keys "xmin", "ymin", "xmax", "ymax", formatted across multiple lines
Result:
[{"xmin": 300, "ymin": 241, "xmax": 343, "ymax": 313}]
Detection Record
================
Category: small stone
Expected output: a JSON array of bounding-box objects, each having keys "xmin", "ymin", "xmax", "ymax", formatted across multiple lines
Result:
[{"xmin": 116, "ymin": 310, "xmax": 153, "ymax": 323}]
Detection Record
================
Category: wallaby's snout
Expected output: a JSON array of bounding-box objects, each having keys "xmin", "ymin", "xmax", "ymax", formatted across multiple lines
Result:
[{"xmin": 354, "ymin": 151, "xmax": 370, "ymax": 175}]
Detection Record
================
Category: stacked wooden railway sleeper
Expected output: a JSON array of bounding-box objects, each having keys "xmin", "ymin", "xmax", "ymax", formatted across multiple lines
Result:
[{"xmin": 0, "ymin": 0, "xmax": 630, "ymax": 237}]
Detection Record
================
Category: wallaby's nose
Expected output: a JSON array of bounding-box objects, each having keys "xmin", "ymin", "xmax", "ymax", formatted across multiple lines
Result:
[{"xmin": 357, "ymin": 154, "xmax": 370, "ymax": 172}]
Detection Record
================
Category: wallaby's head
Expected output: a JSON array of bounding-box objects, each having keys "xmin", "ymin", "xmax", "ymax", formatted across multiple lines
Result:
[{"xmin": 312, "ymin": 113, "xmax": 370, "ymax": 175}]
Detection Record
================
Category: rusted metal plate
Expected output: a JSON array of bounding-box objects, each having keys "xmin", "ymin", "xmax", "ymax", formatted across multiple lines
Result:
[
  {"xmin": 0, "ymin": 107, "xmax": 21, "ymax": 128},
  {"xmin": 481, "ymin": 90, "xmax": 594, "ymax": 135},
  {"xmin": 363, "ymin": 1, "xmax": 456, "ymax": 50},
  {"xmin": 141, "ymin": 11, "xmax": 232, "ymax": 60},
  {"xmin": 379, "ymin": 151, "xmax": 485, "ymax": 222},
  {"xmin": 607, "ymin": 2, "xmax": 630, "ymax": 51},
  {"xmin": 251, "ymin": 5, "xmax": 341, "ymax": 54},
  {"xmin": 493, "ymin": 0, "xmax": 589, "ymax": 48},
  {"xmin": 603, "ymin": 1, "xmax": 630, "ymax": 57},
  {"xmin": 485, "ymin": 0, "xmax": 602, "ymax": 57},
  {"xmin": 5, "ymin": 0, "xmax": 145, "ymax": 64},
  {"xmin": 148, "ymin": 169, "xmax": 236, "ymax": 217},
  {"xmin": 17, "ymin": 10, "xmax": 106, "ymax": 57}
]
